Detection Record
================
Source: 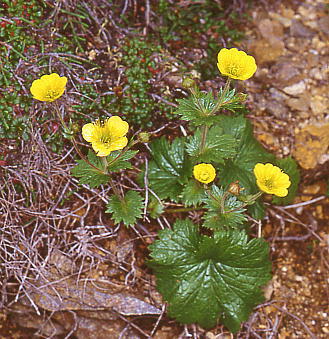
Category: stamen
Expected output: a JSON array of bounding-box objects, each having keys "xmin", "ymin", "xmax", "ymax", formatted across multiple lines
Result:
[{"xmin": 45, "ymin": 89, "xmax": 60, "ymax": 100}]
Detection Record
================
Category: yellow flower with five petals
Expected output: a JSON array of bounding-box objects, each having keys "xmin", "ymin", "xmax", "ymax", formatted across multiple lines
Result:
[
  {"xmin": 30, "ymin": 73, "xmax": 68, "ymax": 102},
  {"xmin": 193, "ymin": 163, "xmax": 216, "ymax": 184},
  {"xmin": 253, "ymin": 163, "xmax": 291, "ymax": 197},
  {"xmin": 82, "ymin": 116, "xmax": 129, "ymax": 157},
  {"xmin": 217, "ymin": 48, "xmax": 257, "ymax": 81}
]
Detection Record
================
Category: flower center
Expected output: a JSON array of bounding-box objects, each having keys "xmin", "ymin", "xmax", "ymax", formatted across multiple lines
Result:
[
  {"xmin": 99, "ymin": 133, "xmax": 111, "ymax": 144},
  {"xmin": 45, "ymin": 89, "xmax": 60, "ymax": 100},
  {"xmin": 227, "ymin": 64, "xmax": 243, "ymax": 77},
  {"xmin": 264, "ymin": 178, "xmax": 274, "ymax": 189},
  {"xmin": 200, "ymin": 172, "xmax": 210, "ymax": 181},
  {"xmin": 95, "ymin": 120, "xmax": 112, "ymax": 145}
]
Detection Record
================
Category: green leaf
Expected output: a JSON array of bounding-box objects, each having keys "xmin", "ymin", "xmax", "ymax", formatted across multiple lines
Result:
[
  {"xmin": 106, "ymin": 150, "xmax": 138, "ymax": 172},
  {"xmin": 181, "ymin": 180, "xmax": 206, "ymax": 206},
  {"xmin": 272, "ymin": 157, "xmax": 300, "ymax": 205},
  {"xmin": 203, "ymin": 185, "xmax": 247, "ymax": 229},
  {"xmin": 175, "ymin": 91, "xmax": 220, "ymax": 126},
  {"xmin": 218, "ymin": 88, "xmax": 245, "ymax": 113},
  {"xmin": 105, "ymin": 191, "xmax": 143, "ymax": 226},
  {"xmin": 148, "ymin": 197, "xmax": 164, "ymax": 218},
  {"xmin": 216, "ymin": 115, "xmax": 275, "ymax": 218},
  {"xmin": 71, "ymin": 150, "xmax": 109, "ymax": 188},
  {"xmin": 148, "ymin": 219, "xmax": 272, "ymax": 332},
  {"xmin": 147, "ymin": 137, "xmax": 192, "ymax": 202},
  {"xmin": 174, "ymin": 89, "xmax": 246, "ymax": 126},
  {"xmin": 185, "ymin": 125, "xmax": 236, "ymax": 163}
]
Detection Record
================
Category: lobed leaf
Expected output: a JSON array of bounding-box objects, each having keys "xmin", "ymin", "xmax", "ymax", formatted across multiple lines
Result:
[
  {"xmin": 105, "ymin": 190, "xmax": 143, "ymax": 226},
  {"xmin": 148, "ymin": 219, "xmax": 272, "ymax": 332},
  {"xmin": 202, "ymin": 185, "xmax": 247, "ymax": 229},
  {"xmin": 181, "ymin": 180, "xmax": 207, "ymax": 206},
  {"xmin": 175, "ymin": 91, "xmax": 220, "ymax": 126},
  {"xmin": 185, "ymin": 125, "xmax": 236, "ymax": 164},
  {"xmin": 217, "ymin": 88, "xmax": 246, "ymax": 113},
  {"xmin": 106, "ymin": 150, "xmax": 138, "ymax": 172},
  {"xmin": 147, "ymin": 137, "xmax": 192, "ymax": 202},
  {"xmin": 71, "ymin": 150, "xmax": 109, "ymax": 188},
  {"xmin": 216, "ymin": 115, "xmax": 275, "ymax": 218}
]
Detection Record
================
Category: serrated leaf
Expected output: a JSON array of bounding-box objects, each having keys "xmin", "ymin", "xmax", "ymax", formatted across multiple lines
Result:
[
  {"xmin": 216, "ymin": 115, "xmax": 275, "ymax": 218},
  {"xmin": 147, "ymin": 137, "xmax": 192, "ymax": 202},
  {"xmin": 218, "ymin": 88, "xmax": 245, "ymax": 113},
  {"xmin": 186, "ymin": 125, "xmax": 236, "ymax": 163},
  {"xmin": 175, "ymin": 91, "xmax": 221, "ymax": 126},
  {"xmin": 105, "ymin": 191, "xmax": 143, "ymax": 226},
  {"xmin": 272, "ymin": 157, "xmax": 300, "ymax": 205},
  {"xmin": 181, "ymin": 180, "xmax": 206, "ymax": 206},
  {"xmin": 148, "ymin": 219, "xmax": 272, "ymax": 332},
  {"xmin": 203, "ymin": 185, "xmax": 247, "ymax": 229},
  {"xmin": 71, "ymin": 150, "xmax": 109, "ymax": 188},
  {"xmin": 106, "ymin": 150, "xmax": 138, "ymax": 172}
]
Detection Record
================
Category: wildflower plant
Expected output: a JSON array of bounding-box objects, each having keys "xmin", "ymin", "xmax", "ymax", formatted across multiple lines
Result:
[
  {"xmin": 29, "ymin": 47, "xmax": 300, "ymax": 333},
  {"xmin": 144, "ymin": 47, "xmax": 300, "ymax": 332}
]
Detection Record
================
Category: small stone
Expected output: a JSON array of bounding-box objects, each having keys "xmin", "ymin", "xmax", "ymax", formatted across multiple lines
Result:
[
  {"xmin": 312, "ymin": 36, "xmax": 326, "ymax": 50},
  {"xmin": 251, "ymin": 39, "xmax": 285, "ymax": 65},
  {"xmin": 283, "ymin": 81, "xmax": 306, "ymax": 96},
  {"xmin": 269, "ymin": 12, "xmax": 292, "ymax": 27},
  {"xmin": 281, "ymin": 7, "xmax": 294, "ymax": 20},
  {"xmin": 310, "ymin": 95, "xmax": 328, "ymax": 115},
  {"xmin": 273, "ymin": 62, "xmax": 300, "ymax": 84},
  {"xmin": 269, "ymin": 87, "xmax": 289, "ymax": 101},
  {"xmin": 322, "ymin": 327, "xmax": 329, "ymax": 334},
  {"xmin": 309, "ymin": 67, "xmax": 324, "ymax": 80},
  {"xmin": 294, "ymin": 275, "xmax": 303, "ymax": 282},
  {"xmin": 293, "ymin": 122, "xmax": 329, "ymax": 169},
  {"xmin": 258, "ymin": 18, "xmax": 284, "ymax": 40},
  {"xmin": 318, "ymin": 16, "xmax": 329, "ymax": 36},
  {"xmin": 266, "ymin": 100, "xmax": 288, "ymax": 118},
  {"xmin": 290, "ymin": 19, "xmax": 316, "ymax": 38},
  {"xmin": 306, "ymin": 53, "xmax": 319, "ymax": 68},
  {"xmin": 286, "ymin": 95, "xmax": 309, "ymax": 111},
  {"xmin": 298, "ymin": 6, "xmax": 316, "ymax": 20}
]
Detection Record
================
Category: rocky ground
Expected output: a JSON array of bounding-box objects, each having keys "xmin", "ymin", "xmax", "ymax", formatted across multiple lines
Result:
[
  {"xmin": 241, "ymin": 0, "xmax": 329, "ymax": 337},
  {"xmin": 246, "ymin": 0, "xmax": 329, "ymax": 172}
]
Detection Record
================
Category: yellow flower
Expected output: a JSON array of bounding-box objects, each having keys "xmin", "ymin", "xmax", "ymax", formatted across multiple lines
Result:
[
  {"xmin": 217, "ymin": 48, "xmax": 257, "ymax": 80},
  {"xmin": 193, "ymin": 163, "xmax": 216, "ymax": 184},
  {"xmin": 253, "ymin": 163, "xmax": 291, "ymax": 197},
  {"xmin": 30, "ymin": 73, "xmax": 68, "ymax": 102},
  {"xmin": 82, "ymin": 116, "xmax": 129, "ymax": 157}
]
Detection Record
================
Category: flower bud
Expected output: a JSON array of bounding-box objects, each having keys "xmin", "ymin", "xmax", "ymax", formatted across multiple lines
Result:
[
  {"xmin": 228, "ymin": 180, "xmax": 243, "ymax": 196},
  {"xmin": 70, "ymin": 123, "xmax": 81, "ymax": 134},
  {"xmin": 182, "ymin": 77, "xmax": 196, "ymax": 89},
  {"xmin": 237, "ymin": 93, "xmax": 248, "ymax": 103},
  {"xmin": 138, "ymin": 132, "xmax": 150, "ymax": 143}
]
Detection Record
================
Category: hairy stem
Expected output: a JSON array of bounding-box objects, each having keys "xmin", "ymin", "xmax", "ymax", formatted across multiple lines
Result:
[{"xmin": 209, "ymin": 78, "xmax": 231, "ymax": 115}]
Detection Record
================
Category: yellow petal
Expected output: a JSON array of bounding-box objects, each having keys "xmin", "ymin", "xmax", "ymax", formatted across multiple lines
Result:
[
  {"xmin": 92, "ymin": 143, "xmax": 112, "ymax": 157},
  {"xmin": 273, "ymin": 188, "xmax": 288, "ymax": 197},
  {"xmin": 108, "ymin": 137, "xmax": 128, "ymax": 151},
  {"xmin": 106, "ymin": 116, "xmax": 129, "ymax": 137},
  {"xmin": 30, "ymin": 79, "xmax": 46, "ymax": 99},
  {"xmin": 253, "ymin": 163, "xmax": 265, "ymax": 178},
  {"xmin": 82, "ymin": 123, "xmax": 96, "ymax": 142}
]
